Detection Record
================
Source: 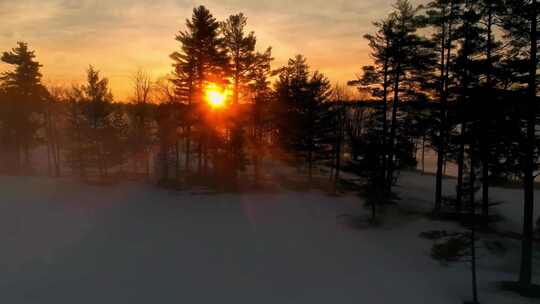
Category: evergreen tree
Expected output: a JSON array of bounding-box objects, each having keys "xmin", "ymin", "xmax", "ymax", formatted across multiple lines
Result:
[
  {"xmin": 385, "ymin": 0, "xmax": 436, "ymax": 191},
  {"xmin": 171, "ymin": 6, "xmax": 228, "ymax": 176},
  {"xmin": 424, "ymin": 0, "xmax": 462, "ymax": 213},
  {"xmin": 248, "ymin": 48, "xmax": 273, "ymax": 184},
  {"xmin": 499, "ymin": 0, "xmax": 539, "ymax": 292},
  {"xmin": 65, "ymin": 66, "xmax": 124, "ymax": 181},
  {"xmin": 350, "ymin": 16, "xmax": 396, "ymax": 187},
  {"xmin": 357, "ymin": 0, "xmax": 436, "ymax": 192},
  {"xmin": 274, "ymin": 55, "xmax": 332, "ymax": 181},
  {"xmin": 0, "ymin": 42, "xmax": 47, "ymax": 173},
  {"xmin": 221, "ymin": 13, "xmax": 272, "ymax": 185}
]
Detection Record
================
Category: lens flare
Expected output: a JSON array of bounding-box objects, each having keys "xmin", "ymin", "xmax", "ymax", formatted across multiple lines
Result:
[{"xmin": 205, "ymin": 83, "xmax": 227, "ymax": 108}]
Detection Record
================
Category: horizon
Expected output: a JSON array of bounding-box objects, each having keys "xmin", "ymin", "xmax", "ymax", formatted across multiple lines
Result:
[{"xmin": 0, "ymin": 0, "xmax": 423, "ymax": 100}]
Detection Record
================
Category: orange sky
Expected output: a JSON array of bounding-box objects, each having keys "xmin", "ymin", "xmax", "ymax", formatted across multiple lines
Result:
[{"xmin": 0, "ymin": 0, "xmax": 424, "ymax": 101}]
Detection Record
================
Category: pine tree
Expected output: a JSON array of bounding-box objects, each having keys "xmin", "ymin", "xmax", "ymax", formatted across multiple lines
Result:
[
  {"xmin": 248, "ymin": 48, "xmax": 273, "ymax": 184},
  {"xmin": 451, "ymin": 0, "xmax": 483, "ymax": 212},
  {"xmin": 221, "ymin": 13, "xmax": 272, "ymax": 185},
  {"xmin": 171, "ymin": 6, "xmax": 228, "ymax": 176},
  {"xmin": 424, "ymin": 0, "xmax": 462, "ymax": 213},
  {"xmin": 65, "ymin": 66, "xmax": 124, "ymax": 181},
  {"xmin": 350, "ymin": 16, "xmax": 396, "ymax": 187},
  {"xmin": 385, "ymin": 0, "xmax": 436, "ymax": 191},
  {"xmin": 0, "ymin": 42, "xmax": 47, "ymax": 173},
  {"xmin": 274, "ymin": 55, "xmax": 332, "ymax": 181},
  {"xmin": 358, "ymin": 1, "xmax": 435, "ymax": 191},
  {"xmin": 499, "ymin": 0, "xmax": 539, "ymax": 292}
]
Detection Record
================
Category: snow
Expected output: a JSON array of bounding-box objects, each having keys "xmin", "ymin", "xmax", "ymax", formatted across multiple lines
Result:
[{"xmin": 0, "ymin": 170, "xmax": 537, "ymax": 304}]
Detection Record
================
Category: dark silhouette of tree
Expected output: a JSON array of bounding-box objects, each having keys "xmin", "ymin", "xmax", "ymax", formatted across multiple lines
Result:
[
  {"xmin": 329, "ymin": 84, "xmax": 350, "ymax": 192},
  {"xmin": 350, "ymin": 16, "xmax": 396, "ymax": 188},
  {"xmin": 274, "ymin": 55, "xmax": 332, "ymax": 181},
  {"xmin": 355, "ymin": 0, "xmax": 435, "ymax": 192},
  {"xmin": 0, "ymin": 42, "xmax": 47, "ymax": 173},
  {"xmin": 155, "ymin": 101, "xmax": 186, "ymax": 183},
  {"xmin": 221, "ymin": 13, "xmax": 272, "ymax": 185},
  {"xmin": 499, "ymin": 0, "xmax": 539, "ymax": 293},
  {"xmin": 64, "ymin": 66, "xmax": 126, "ymax": 181},
  {"xmin": 449, "ymin": 0, "xmax": 480, "ymax": 212},
  {"xmin": 248, "ymin": 48, "xmax": 273, "ymax": 184},
  {"xmin": 424, "ymin": 0, "xmax": 462, "ymax": 213},
  {"xmin": 127, "ymin": 69, "xmax": 154, "ymax": 177},
  {"xmin": 222, "ymin": 13, "xmax": 257, "ymax": 106},
  {"xmin": 171, "ymin": 5, "xmax": 228, "ymax": 176},
  {"xmin": 385, "ymin": 0, "xmax": 437, "ymax": 191},
  {"xmin": 64, "ymin": 88, "xmax": 89, "ymax": 179},
  {"xmin": 45, "ymin": 86, "xmax": 66, "ymax": 177}
]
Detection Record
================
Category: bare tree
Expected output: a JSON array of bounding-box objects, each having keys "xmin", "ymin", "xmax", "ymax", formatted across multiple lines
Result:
[{"xmin": 129, "ymin": 69, "xmax": 154, "ymax": 177}]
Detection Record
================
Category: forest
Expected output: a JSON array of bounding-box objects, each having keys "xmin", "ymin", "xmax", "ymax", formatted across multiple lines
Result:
[{"xmin": 0, "ymin": 1, "xmax": 539, "ymax": 303}]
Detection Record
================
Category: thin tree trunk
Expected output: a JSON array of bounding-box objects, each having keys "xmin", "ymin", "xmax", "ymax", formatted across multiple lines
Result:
[
  {"xmin": 381, "ymin": 44, "xmax": 390, "ymax": 189},
  {"xmin": 422, "ymin": 133, "xmax": 426, "ymax": 174},
  {"xmin": 145, "ymin": 149, "xmax": 150, "ymax": 179},
  {"xmin": 308, "ymin": 150, "xmax": 313, "ymax": 182},
  {"xmin": 185, "ymin": 126, "xmax": 191, "ymax": 173},
  {"xmin": 481, "ymin": 0, "xmax": 494, "ymax": 226},
  {"xmin": 161, "ymin": 144, "xmax": 168, "ymax": 182},
  {"xmin": 436, "ymin": 1, "xmax": 455, "ymax": 213},
  {"xmin": 457, "ymin": 125, "xmax": 466, "ymax": 214},
  {"xmin": 435, "ymin": 15, "xmax": 447, "ymax": 212},
  {"xmin": 175, "ymin": 140, "xmax": 180, "ymax": 180},
  {"xmin": 253, "ymin": 126, "xmax": 262, "ymax": 185},
  {"xmin": 469, "ymin": 142, "xmax": 479, "ymax": 304},
  {"xmin": 197, "ymin": 137, "xmax": 203, "ymax": 175},
  {"xmin": 457, "ymin": 0, "xmax": 473, "ymax": 215},
  {"xmin": 519, "ymin": 0, "xmax": 537, "ymax": 288},
  {"xmin": 51, "ymin": 116, "xmax": 61, "ymax": 177},
  {"xmin": 387, "ymin": 65, "xmax": 401, "ymax": 191},
  {"xmin": 334, "ymin": 109, "xmax": 343, "ymax": 193}
]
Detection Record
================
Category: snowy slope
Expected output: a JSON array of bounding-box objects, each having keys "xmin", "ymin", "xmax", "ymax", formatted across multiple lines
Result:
[{"xmin": 0, "ymin": 173, "xmax": 537, "ymax": 304}]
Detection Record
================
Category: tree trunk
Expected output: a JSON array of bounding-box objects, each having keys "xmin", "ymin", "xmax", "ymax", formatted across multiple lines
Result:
[
  {"xmin": 457, "ymin": 125, "xmax": 466, "ymax": 214},
  {"xmin": 436, "ymin": 1, "xmax": 455, "ymax": 213},
  {"xmin": 197, "ymin": 137, "xmax": 203, "ymax": 175},
  {"xmin": 481, "ymin": 0, "xmax": 494, "ymax": 226},
  {"xmin": 519, "ymin": 0, "xmax": 537, "ymax": 288},
  {"xmin": 421, "ymin": 133, "xmax": 426, "ymax": 174},
  {"xmin": 469, "ymin": 143, "xmax": 479, "ymax": 304},
  {"xmin": 457, "ymin": 0, "xmax": 473, "ymax": 215},
  {"xmin": 387, "ymin": 65, "xmax": 401, "ymax": 191},
  {"xmin": 381, "ymin": 44, "xmax": 390, "ymax": 189},
  {"xmin": 334, "ymin": 110, "xmax": 343, "ymax": 193},
  {"xmin": 175, "ymin": 140, "xmax": 180, "ymax": 180},
  {"xmin": 185, "ymin": 126, "xmax": 191, "ymax": 173}
]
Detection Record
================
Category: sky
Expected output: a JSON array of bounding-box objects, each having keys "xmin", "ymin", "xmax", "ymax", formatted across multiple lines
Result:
[{"xmin": 0, "ymin": 0, "xmax": 423, "ymax": 101}]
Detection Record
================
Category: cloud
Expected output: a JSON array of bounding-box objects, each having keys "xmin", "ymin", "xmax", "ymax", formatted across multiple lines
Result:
[{"xmin": 0, "ymin": 0, "xmax": 425, "ymax": 99}]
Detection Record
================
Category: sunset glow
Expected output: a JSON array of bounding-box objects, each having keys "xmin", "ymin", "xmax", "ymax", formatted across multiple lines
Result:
[
  {"xmin": 0, "ymin": 0, "xmax": 386, "ymax": 99},
  {"xmin": 205, "ymin": 83, "xmax": 227, "ymax": 108}
]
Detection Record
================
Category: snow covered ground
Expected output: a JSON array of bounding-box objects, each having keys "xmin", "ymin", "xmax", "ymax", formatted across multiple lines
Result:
[{"xmin": 0, "ymin": 169, "xmax": 538, "ymax": 304}]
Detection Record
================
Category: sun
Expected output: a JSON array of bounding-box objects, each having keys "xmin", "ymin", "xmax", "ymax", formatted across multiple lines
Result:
[{"xmin": 205, "ymin": 83, "xmax": 227, "ymax": 108}]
